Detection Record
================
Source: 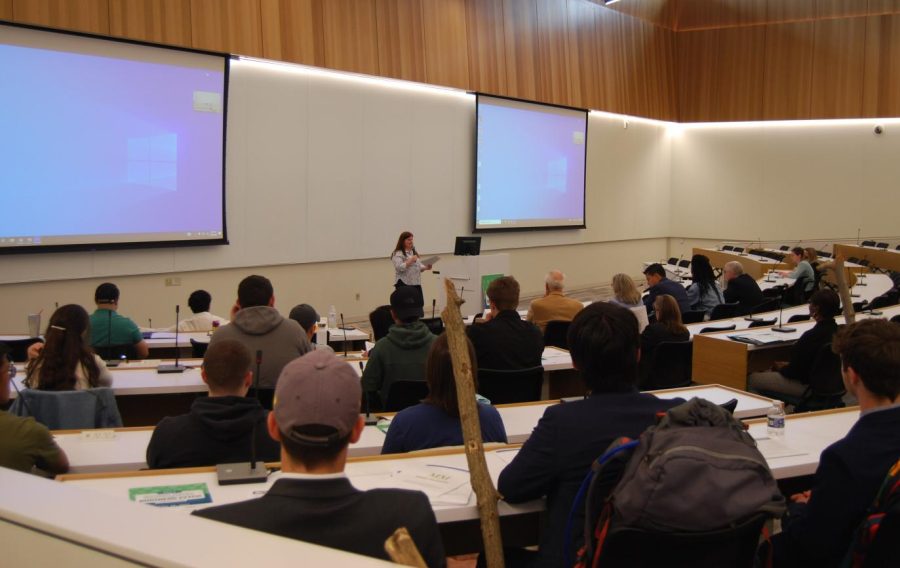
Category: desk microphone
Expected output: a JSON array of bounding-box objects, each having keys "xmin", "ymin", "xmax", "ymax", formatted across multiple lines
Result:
[
  {"xmin": 432, "ymin": 299, "xmax": 436, "ymax": 319},
  {"xmin": 857, "ymin": 258, "xmax": 868, "ymax": 286},
  {"xmin": 772, "ymin": 288, "xmax": 795, "ymax": 333},
  {"xmin": 361, "ymin": 361, "xmax": 378, "ymax": 425},
  {"xmin": 158, "ymin": 305, "xmax": 185, "ymax": 373},
  {"xmin": 217, "ymin": 350, "xmax": 268, "ymax": 485},
  {"xmin": 340, "ymin": 313, "xmax": 349, "ymax": 358},
  {"xmin": 848, "ymin": 268, "xmax": 861, "ymax": 298}
]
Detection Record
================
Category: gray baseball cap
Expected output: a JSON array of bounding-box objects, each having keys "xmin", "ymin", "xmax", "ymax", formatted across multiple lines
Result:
[{"xmin": 273, "ymin": 350, "xmax": 361, "ymax": 446}]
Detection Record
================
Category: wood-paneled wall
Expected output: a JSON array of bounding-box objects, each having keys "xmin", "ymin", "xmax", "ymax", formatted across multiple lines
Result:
[{"xmin": 6, "ymin": 1, "xmax": 900, "ymax": 121}]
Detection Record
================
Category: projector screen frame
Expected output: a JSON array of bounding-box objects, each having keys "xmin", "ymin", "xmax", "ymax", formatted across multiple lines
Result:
[
  {"xmin": 0, "ymin": 20, "xmax": 231, "ymax": 255},
  {"xmin": 472, "ymin": 92, "xmax": 588, "ymax": 234}
]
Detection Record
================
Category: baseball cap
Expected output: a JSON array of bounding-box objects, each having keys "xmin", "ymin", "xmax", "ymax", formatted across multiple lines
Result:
[
  {"xmin": 390, "ymin": 287, "xmax": 424, "ymax": 320},
  {"xmin": 288, "ymin": 304, "xmax": 319, "ymax": 332},
  {"xmin": 273, "ymin": 350, "xmax": 361, "ymax": 447}
]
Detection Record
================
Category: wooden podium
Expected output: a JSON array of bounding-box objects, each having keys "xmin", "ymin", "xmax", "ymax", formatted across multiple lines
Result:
[{"xmin": 434, "ymin": 254, "xmax": 510, "ymax": 317}]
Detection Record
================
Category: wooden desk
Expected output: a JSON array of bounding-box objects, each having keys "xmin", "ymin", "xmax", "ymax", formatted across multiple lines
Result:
[
  {"xmin": 695, "ymin": 247, "xmax": 787, "ymax": 280},
  {"xmin": 53, "ymin": 385, "xmax": 774, "ymax": 474},
  {"xmin": 834, "ymin": 243, "xmax": 900, "ymax": 273}
]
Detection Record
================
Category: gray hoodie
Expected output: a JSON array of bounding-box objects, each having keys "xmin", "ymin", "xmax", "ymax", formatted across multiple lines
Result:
[{"xmin": 209, "ymin": 306, "xmax": 312, "ymax": 388}]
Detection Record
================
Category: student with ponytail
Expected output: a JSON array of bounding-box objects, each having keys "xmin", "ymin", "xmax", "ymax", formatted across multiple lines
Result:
[{"xmin": 25, "ymin": 304, "xmax": 112, "ymax": 390}]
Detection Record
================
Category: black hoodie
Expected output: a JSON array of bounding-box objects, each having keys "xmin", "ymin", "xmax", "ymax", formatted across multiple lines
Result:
[{"xmin": 146, "ymin": 396, "xmax": 280, "ymax": 469}]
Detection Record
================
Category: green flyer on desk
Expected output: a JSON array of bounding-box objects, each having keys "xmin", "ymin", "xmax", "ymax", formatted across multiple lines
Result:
[{"xmin": 128, "ymin": 483, "xmax": 213, "ymax": 507}]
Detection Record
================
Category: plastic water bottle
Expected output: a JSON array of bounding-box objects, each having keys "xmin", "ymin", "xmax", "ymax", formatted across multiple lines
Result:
[
  {"xmin": 327, "ymin": 305, "xmax": 337, "ymax": 330},
  {"xmin": 767, "ymin": 401, "xmax": 786, "ymax": 438}
]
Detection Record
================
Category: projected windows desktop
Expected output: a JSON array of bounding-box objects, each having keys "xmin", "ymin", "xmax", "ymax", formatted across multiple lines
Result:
[
  {"xmin": 475, "ymin": 95, "xmax": 587, "ymax": 231},
  {"xmin": 0, "ymin": 23, "xmax": 227, "ymax": 252}
]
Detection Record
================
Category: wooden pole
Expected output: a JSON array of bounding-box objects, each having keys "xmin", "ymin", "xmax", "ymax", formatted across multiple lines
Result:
[
  {"xmin": 823, "ymin": 257, "xmax": 855, "ymax": 324},
  {"xmin": 384, "ymin": 527, "xmax": 427, "ymax": 568},
  {"xmin": 441, "ymin": 278, "xmax": 505, "ymax": 568}
]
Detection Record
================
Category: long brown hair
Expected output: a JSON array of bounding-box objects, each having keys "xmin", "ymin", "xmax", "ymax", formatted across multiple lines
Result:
[
  {"xmin": 653, "ymin": 294, "xmax": 688, "ymax": 336},
  {"xmin": 391, "ymin": 231, "xmax": 417, "ymax": 257},
  {"xmin": 424, "ymin": 334, "xmax": 478, "ymax": 417},
  {"xmin": 25, "ymin": 304, "xmax": 101, "ymax": 390}
]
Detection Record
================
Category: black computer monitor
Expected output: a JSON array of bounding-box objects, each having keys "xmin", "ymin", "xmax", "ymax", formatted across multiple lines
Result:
[{"xmin": 454, "ymin": 236, "xmax": 481, "ymax": 256}]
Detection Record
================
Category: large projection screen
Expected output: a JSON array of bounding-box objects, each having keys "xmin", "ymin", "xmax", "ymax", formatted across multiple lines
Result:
[
  {"xmin": 474, "ymin": 94, "xmax": 587, "ymax": 232},
  {"xmin": 0, "ymin": 22, "xmax": 228, "ymax": 254}
]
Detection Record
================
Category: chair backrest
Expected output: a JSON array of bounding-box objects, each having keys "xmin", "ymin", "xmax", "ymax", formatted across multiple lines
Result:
[
  {"xmin": 640, "ymin": 341, "xmax": 692, "ymax": 390},
  {"xmin": 817, "ymin": 250, "xmax": 831, "ymax": 258},
  {"xmin": 543, "ymin": 320, "xmax": 571, "ymax": 349},
  {"xmin": 801, "ymin": 343, "xmax": 846, "ymax": 403},
  {"xmin": 862, "ymin": 240, "xmax": 877, "ymax": 247},
  {"xmin": 722, "ymin": 245, "xmax": 734, "ymax": 251},
  {"xmin": 678, "ymin": 260, "xmax": 691, "ymax": 268},
  {"xmin": 667, "ymin": 257, "xmax": 679, "ymax": 265},
  {"xmin": 9, "ymin": 388, "xmax": 123, "ymax": 430},
  {"xmin": 384, "ymin": 380, "xmax": 429, "ymax": 412},
  {"xmin": 246, "ymin": 387, "xmax": 275, "ymax": 410},
  {"xmin": 699, "ymin": 324, "xmax": 736, "ymax": 334},
  {"xmin": 477, "ymin": 366, "xmax": 543, "ymax": 405},
  {"xmin": 848, "ymin": 256, "xmax": 861, "ymax": 264},
  {"xmin": 420, "ymin": 317, "xmax": 445, "ymax": 336},
  {"xmin": 748, "ymin": 318, "xmax": 777, "ymax": 328},
  {"xmin": 868, "ymin": 292, "xmax": 900, "ymax": 310},
  {"xmin": 892, "ymin": 314, "xmax": 900, "ymax": 324},
  {"xmin": 681, "ymin": 310, "xmax": 706, "ymax": 324},
  {"xmin": 189, "ymin": 338, "xmax": 209, "ymax": 358},
  {"xmin": 876, "ymin": 242, "xmax": 889, "ymax": 248},
  {"xmin": 787, "ymin": 313, "xmax": 812, "ymax": 323},
  {"xmin": 779, "ymin": 245, "xmax": 790, "ymax": 251},
  {"xmin": 733, "ymin": 247, "xmax": 744, "ymax": 253},
  {"xmin": 94, "ymin": 343, "xmax": 138, "ymax": 361},
  {"xmin": 860, "ymin": 258, "xmax": 871, "ymax": 267},
  {"xmin": 596, "ymin": 513, "xmax": 768, "ymax": 568},
  {"xmin": 749, "ymin": 298, "xmax": 780, "ymax": 315},
  {"xmin": 709, "ymin": 302, "xmax": 740, "ymax": 321},
  {"xmin": 1, "ymin": 338, "xmax": 43, "ymax": 363},
  {"xmin": 784, "ymin": 275, "xmax": 809, "ymax": 306}
]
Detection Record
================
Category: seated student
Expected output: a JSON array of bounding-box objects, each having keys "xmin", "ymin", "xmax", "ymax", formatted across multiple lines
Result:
[
  {"xmin": 209, "ymin": 275, "xmax": 311, "ymax": 388},
  {"xmin": 639, "ymin": 294, "xmax": 690, "ymax": 384},
  {"xmin": 779, "ymin": 247, "xmax": 816, "ymax": 293},
  {"xmin": 381, "ymin": 334, "xmax": 507, "ymax": 454},
  {"xmin": 498, "ymin": 303, "xmax": 683, "ymax": 567},
  {"xmin": 723, "ymin": 261, "xmax": 765, "ymax": 315},
  {"xmin": 748, "ymin": 290, "xmax": 841, "ymax": 400},
  {"xmin": 362, "ymin": 287, "xmax": 437, "ymax": 407},
  {"xmin": 642, "ymin": 263, "xmax": 691, "ymax": 316},
  {"xmin": 607, "ymin": 273, "xmax": 649, "ymax": 332},
  {"xmin": 288, "ymin": 304, "xmax": 334, "ymax": 353},
  {"xmin": 772, "ymin": 319, "xmax": 900, "ymax": 567},
  {"xmin": 0, "ymin": 343, "xmax": 69, "ymax": 475},
  {"xmin": 146, "ymin": 339, "xmax": 280, "ymax": 469},
  {"xmin": 193, "ymin": 350, "xmax": 446, "ymax": 567},
  {"xmin": 169, "ymin": 289, "xmax": 228, "ymax": 332},
  {"xmin": 25, "ymin": 304, "xmax": 112, "ymax": 390},
  {"xmin": 526, "ymin": 270, "xmax": 584, "ymax": 332},
  {"xmin": 467, "ymin": 276, "xmax": 543, "ymax": 371},
  {"xmin": 685, "ymin": 254, "xmax": 724, "ymax": 316},
  {"xmin": 89, "ymin": 282, "xmax": 149, "ymax": 359}
]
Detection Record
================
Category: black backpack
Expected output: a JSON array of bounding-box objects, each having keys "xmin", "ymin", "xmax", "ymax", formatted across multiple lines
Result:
[
  {"xmin": 844, "ymin": 456, "xmax": 900, "ymax": 568},
  {"xmin": 572, "ymin": 398, "xmax": 786, "ymax": 567}
]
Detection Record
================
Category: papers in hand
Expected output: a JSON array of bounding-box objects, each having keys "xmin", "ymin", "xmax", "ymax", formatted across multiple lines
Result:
[{"xmin": 420, "ymin": 255, "xmax": 440, "ymax": 266}]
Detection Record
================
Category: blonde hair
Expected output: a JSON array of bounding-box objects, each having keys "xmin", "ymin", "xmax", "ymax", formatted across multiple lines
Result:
[{"xmin": 611, "ymin": 273, "xmax": 641, "ymax": 305}]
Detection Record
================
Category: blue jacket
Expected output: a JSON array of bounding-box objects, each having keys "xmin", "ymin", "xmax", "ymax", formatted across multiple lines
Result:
[{"xmin": 643, "ymin": 278, "xmax": 691, "ymax": 315}]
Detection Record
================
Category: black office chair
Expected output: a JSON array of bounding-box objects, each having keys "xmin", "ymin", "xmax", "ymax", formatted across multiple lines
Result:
[
  {"xmin": 782, "ymin": 343, "xmax": 845, "ymax": 412},
  {"xmin": 1, "ymin": 338, "xmax": 44, "ymax": 363},
  {"xmin": 708, "ymin": 302, "xmax": 740, "ymax": 321},
  {"xmin": 478, "ymin": 366, "xmax": 543, "ymax": 405},
  {"xmin": 779, "ymin": 245, "xmax": 790, "ymax": 251},
  {"xmin": 247, "ymin": 387, "xmax": 276, "ymax": 410},
  {"xmin": 876, "ymin": 242, "xmax": 889, "ymax": 249},
  {"xmin": 787, "ymin": 313, "xmax": 812, "ymax": 323},
  {"xmin": 896, "ymin": 245, "xmax": 900, "ymax": 251},
  {"xmin": 748, "ymin": 318, "xmax": 777, "ymax": 328},
  {"xmin": 862, "ymin": 240, "xmax": 877, "ymax": 247},
  {"xmin": 639, "ymin": 341, "xmax": 693, "ymax": 390},
  {"xmin": 732, "ymin": 247, "xmax": 744, "ymax": 253},
  {"xmin": 667, "ymin": 257, "xmax": 679, "ymax": 265},
  {"xmin": 848, "ymin": 256, "xmax": 861, "ymax": 264},
  {"xmin": 783, "ymin": 275, "xmax": 810, "ymax": 306},
  {"xmin": 189, "ymin": 338, "xmax": 209, "ymax": 358},
  {"xmin": 678, "ymin": 260, "xmax": 691, "ymax": 268},
  {"xmin": 595, "ymin": 512, "xmax": 768, "ymax": 568},
  {"xmin": 866, "ymin": 292, "xmax": 900, "ymax": 311},
  {"xmin": 420, "ymin": 317, "xmax": 445, "ymax": 335},
  {"xmin": 681, "ymin": 310, "xmax": 706, "ymax": 324},
  {"xmin": 722, "ymin": 245, "xmax": 734, "ymax": 251},
  {"xmin": 543, "ymin": 320, "xmax": 571, "ymax": 350},
  {"xmin": 384, "ymin": 380, "xmax": 429, "ymax": 412},
  {"xmin": 699, "ymin": 324, "xmax": 736, "ymax": 334},
  {"xmin": 892, "ymin": 314, "xmax": 900, "ymax": 324},
  {"xmin": 94, "ymin": 343, "xmax": 138, "ymax": 361},
  {"xmin": 817, "ymin": 250, "xmax": 831, "ymax": 258},
  {"xmin": 859, "ymin": 259, "xmax": 872, "ymax": 268}
]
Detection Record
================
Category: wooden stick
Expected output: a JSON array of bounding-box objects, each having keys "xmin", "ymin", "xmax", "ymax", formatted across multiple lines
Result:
[
  {"xmin": 384, "ymin": 527, "xmax": 427, "ymax": 568},
  {"xmin": 829, "ymin": 256, "xmax": 856, "ymax": 324},
  {"xmin": 441, "ymin": 279, "xmax": 505, "ymax": 568}
]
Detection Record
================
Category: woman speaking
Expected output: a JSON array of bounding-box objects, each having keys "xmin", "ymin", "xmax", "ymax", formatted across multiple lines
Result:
[{"xmin": 391, "ymin": 231, "xmax": 432, "ymax": 306}]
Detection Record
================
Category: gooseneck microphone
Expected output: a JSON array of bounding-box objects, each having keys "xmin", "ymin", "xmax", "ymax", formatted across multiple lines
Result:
[
  {"xmin": 216, "ymin": 349, "xmax": 268, "ymax": 485},
  {"xmin": 772, "ymin": 288, "xmax": 795, "ymax": 333},
  {"xmin": 432, "ymin": 299, "xmax": 436, "ymax": 319},
  {"xmin": 158, "ymin": 305, "xmax": 185, "ymax": 373},
  {"xmin": 340, "ymin": 313, "xmax": 349, "ymax": 358},
  {"xmin": 361, "ymin": 361, "xmax": 378, "ymax": 425}
]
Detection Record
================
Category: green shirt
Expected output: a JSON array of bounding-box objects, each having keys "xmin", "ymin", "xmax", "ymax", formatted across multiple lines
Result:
[
  {"xmin": 0, "ymin": 412, "xmax": 63, "ymax": 473},
  {"xmin": 90, "ymin": 309, "xmax": 143, "ymax": 347}
]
